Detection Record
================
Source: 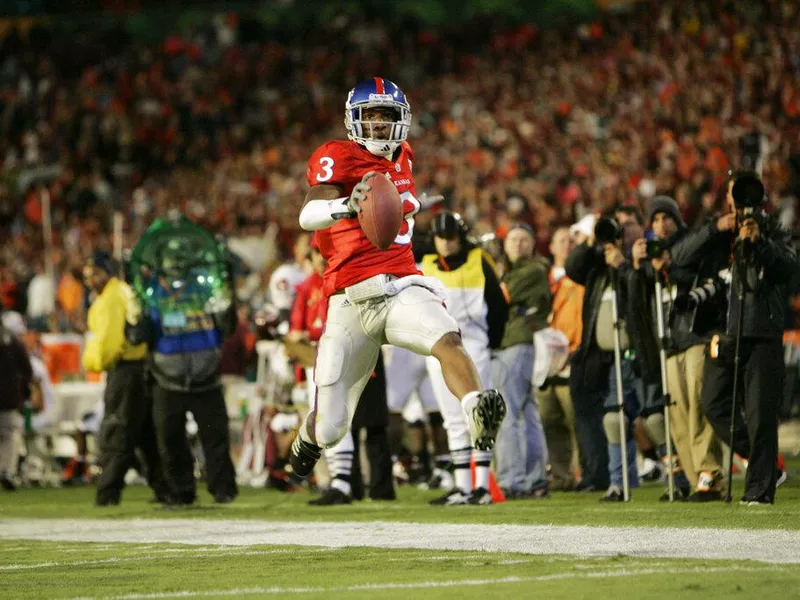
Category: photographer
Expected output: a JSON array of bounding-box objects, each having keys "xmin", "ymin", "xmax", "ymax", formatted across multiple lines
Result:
[
  {"xmin": 565, "ymin": 214, "xmax": 635, "ymax": 492},
  {"xmin": 700, "ymin": 173, "xmax": 796, "ymax": 505},
  {"xmin": 628, "ymin": 196, "xmax": 720, "ymax": 501}
]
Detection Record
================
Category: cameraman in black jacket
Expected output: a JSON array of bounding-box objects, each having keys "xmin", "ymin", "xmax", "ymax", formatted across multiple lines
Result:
[
  {"xmin": 701, "ymin": 173, "xmax": 796, "ymax": 505},
  {"xmin": 565, "ymin": 212, "xmax": 638, "ymax": 492},
  {"xmin": 628, "ymin": 196, "xmax": 725, "ymax": 501}
]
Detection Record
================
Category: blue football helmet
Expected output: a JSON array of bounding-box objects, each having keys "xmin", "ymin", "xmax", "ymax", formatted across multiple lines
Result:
[{"xmin": 344, "ymin": 77, "xmax": 412, "ymax": 157}]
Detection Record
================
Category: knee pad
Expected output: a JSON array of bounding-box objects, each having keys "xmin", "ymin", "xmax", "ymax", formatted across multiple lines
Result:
[
  {"xmin": 603, "ymin": 411, "xmax": 628, "ymax": 444},
  {"xmin": 643, "ymin": 412, "xmax": 666, "ymax": 447},
  {"xmin": 314, "ymin": 324, "xmax": 352, "ymax": 388}
]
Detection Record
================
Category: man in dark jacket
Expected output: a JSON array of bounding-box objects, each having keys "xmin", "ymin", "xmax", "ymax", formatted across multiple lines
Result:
[
  {"xmin": 628, "ymin": 196, "xmax": 722, "ymax": 501},
  {"xmin": 565, "ymin": 215, "xmax": 634, "ymax": 492},
  {"xmin": 700, "ymin": 173, "xmax": 797, "ymax": 505},
  {"xmin": 0, "ymin": 309, "xmax": 32, "ymax": 490},
  {"xmin": 128, "ymin": 222, "xmax": 239, "ymax": 506},
  {"xmin": 492, "ymin": 223, "xmax": 550, "ymax": 498}
]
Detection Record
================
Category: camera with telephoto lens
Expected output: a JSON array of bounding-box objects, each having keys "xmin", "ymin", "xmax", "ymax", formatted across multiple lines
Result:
[
  {"xmin": 673, "ymin": 278, "xmax": 722, "ymax": 312},
  {"xmin": 594, "ymin": 216, "xmax": 622, "ymax": 244}
]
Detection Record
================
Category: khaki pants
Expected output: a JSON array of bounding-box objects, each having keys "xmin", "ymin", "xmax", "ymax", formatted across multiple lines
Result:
[
  {"xmin": 537, "ymin": 381, "xmax": 577, "ymax": 490},
  {"xmin": 666, "ymin": 344, "xmax": 723, "ymax": 488}
]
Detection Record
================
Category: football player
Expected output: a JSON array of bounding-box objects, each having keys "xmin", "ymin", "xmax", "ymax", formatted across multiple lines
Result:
[{"xmin": 291, "ymin": 78, "xmax": 506, "ymax": 477}]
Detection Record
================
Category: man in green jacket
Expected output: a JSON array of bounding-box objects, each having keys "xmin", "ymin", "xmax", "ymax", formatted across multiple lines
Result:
[{"xmin": 492, "ymin": 224, "xmax": 551, "ymax": 498}]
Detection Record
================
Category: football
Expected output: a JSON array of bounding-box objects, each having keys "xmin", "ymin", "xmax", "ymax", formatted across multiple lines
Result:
[{"xmin": 358, "ymin": 173, "xmax": 403, "ymax": 250}]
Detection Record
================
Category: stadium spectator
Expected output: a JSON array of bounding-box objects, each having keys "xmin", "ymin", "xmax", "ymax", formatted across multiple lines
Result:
[
  {"xmin": 1, "ymin": 1, "xmax": 799, "ymax": 336},
  {"xmin": 537, "ymin": 226, "xmax": 583, "ymax": 491},
  {"xmin": 492, "ymin": 224, "xmax": 550, "ymax": 498}
]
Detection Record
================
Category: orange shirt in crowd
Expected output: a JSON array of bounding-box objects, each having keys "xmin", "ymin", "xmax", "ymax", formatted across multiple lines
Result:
[
  {"xmin": 57, "ymin": 273, "xmax": 84, "ymax": 315},
  {"xmin": 549, "ymin": 267, "xmax": 584, "ymax": 354}
]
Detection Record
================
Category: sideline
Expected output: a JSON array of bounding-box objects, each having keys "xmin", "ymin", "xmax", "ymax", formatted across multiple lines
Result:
[{"xmin": 2, "ymin": 518, "xmax": 800, "ymax": 564}]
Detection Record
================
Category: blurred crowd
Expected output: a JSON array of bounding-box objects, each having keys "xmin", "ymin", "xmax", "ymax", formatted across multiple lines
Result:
[{"xmin": 1, "ymin": 0, "xmax": 799, "ymax": 332}]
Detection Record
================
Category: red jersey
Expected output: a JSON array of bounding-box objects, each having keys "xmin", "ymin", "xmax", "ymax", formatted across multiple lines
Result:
[
  {"xmin": 306, "ymin": 140, "xmax": 421, "ymax": 295},
  {"xmin": 289, "ymin": 272, "xmax": 328, "ymax": 342}
]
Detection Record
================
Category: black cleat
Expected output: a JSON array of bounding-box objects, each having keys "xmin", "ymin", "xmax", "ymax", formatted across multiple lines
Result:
[
  {"xmin": 467, "ymin": 389, "xmax": 506, "ymax": 451},
  {"xmin": 289, "ymin": 436, "xmax": 322, "ymax": 479},
  {"xmin": 687, "ymin": 490, "xmax": 722, "ymax": 503},
  {"xmin": 308, "ymin": 488, "xmax": 352, "ymax": 506}
]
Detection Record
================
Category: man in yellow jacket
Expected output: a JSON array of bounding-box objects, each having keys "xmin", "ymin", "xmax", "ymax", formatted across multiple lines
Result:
[{"xmin": 83, "ymin": 250, "xmax": 166, "ymax": 506}]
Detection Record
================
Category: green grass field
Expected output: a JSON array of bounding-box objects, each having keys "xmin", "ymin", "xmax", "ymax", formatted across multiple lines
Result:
[
  {"xmin": 2, "ymin": 463, "xmax": 800, "ymax": 599},
  {"xmin": 2, "ymin": 474, "xmax": 800, "ymax": 530}
]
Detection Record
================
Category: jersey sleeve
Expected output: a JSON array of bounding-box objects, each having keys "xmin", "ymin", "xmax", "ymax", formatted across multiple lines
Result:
[{"xmin": 306, "ymin": 141, "xmax": 357, "ymax": 189}]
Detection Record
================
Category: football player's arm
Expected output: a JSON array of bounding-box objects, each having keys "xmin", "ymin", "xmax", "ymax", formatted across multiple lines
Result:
[{"xmin": 299, "ymin": 184, "xmax": 351, "ymax": 231}]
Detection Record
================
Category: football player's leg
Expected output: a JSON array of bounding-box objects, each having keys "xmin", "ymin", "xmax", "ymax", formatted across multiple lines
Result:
[
  {"xmin": 292, "ymin": 298, "xmax": 379, "ymax": 477},
  {"xmin": 425, "ymin": 356, "xmax": 471, "ymax": 504},
  {"xmin": 384, "ymin": 286, "xmax": 505, "ymax": 451}
]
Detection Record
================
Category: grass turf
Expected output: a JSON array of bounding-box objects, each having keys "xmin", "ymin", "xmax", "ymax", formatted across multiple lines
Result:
[
  {"xmin": 1, "ymin": 464, "xmax": 800, "ymax": 530},
  {"xmin": 2, "ymin": 460, "xmax": 800, "ymax": 598},
  {"xmin": 0, "ymin": 541, "xmax": 798, "ymax": 600}
]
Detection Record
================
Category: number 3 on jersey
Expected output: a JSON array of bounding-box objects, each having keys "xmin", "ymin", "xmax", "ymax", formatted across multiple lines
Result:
[
  {"xmin": 394, "ymin": 191, "xmax": 420, "ymax": 245},
  {"xmin": 315, "ymin": 157, "xmax": 334, "ymax": 182}
]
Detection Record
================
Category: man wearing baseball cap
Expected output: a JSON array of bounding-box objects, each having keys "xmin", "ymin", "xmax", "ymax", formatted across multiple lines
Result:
[{"xmin": 83, "ymin": 250, "xmax": 167, "ymax": 506}]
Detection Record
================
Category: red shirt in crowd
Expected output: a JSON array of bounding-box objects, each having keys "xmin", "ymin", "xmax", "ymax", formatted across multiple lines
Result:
[{"xmin": 289, "ymin": 271, "xmax": 328, "ymax": 342}]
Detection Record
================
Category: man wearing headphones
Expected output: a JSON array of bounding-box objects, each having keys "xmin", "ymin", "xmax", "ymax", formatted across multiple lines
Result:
[
  {"xmin": 420, "ymin": 211, "xmax": 508, "ymax": 504},
  {"xmin": 493, "ymin": 224, "xmax": 552, "ymax": 498}
]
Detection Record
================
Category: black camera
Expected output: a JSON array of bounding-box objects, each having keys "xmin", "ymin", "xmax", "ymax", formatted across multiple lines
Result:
[
  {"xmin": 594, "ymin": 217, "xmax": 622, "ymax": 244},
  {"xmin": 732, "ymin": 172, "xmax": 765, "ymax": 211},
  {"xmin": 646, "ymin": 237, "xmax": 665, "ymax": 259}
]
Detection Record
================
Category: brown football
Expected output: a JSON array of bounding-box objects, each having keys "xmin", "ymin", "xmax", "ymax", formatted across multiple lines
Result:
[{"xmin": 358, "ymin": 173, "xmax": 403, "ymax": 250}]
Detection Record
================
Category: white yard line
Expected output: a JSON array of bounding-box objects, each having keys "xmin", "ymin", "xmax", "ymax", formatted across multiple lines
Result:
[
  {"xmin": 0, "ymin": 548, "xmax": 331, "ymax": 571},
  {"xmin": 68, "ymin": 565, "xmax": 790, "ymax": 600},
  {"xmin": 2, "ymin": 518, "xmax": 800, "ymax": 564}
]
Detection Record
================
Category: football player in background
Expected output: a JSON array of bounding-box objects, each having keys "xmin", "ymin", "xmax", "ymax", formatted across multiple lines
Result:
[
  {"xmin": 268, "ymin": 233, "xmax": 310, "ymax": 328},
  {"xmin": 421, "ymin": 212, "xmax": 509, "ymax": 505},
  {"xmin": 291, "ymin": 78, "xmax": 506, "ymax": 478}
]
